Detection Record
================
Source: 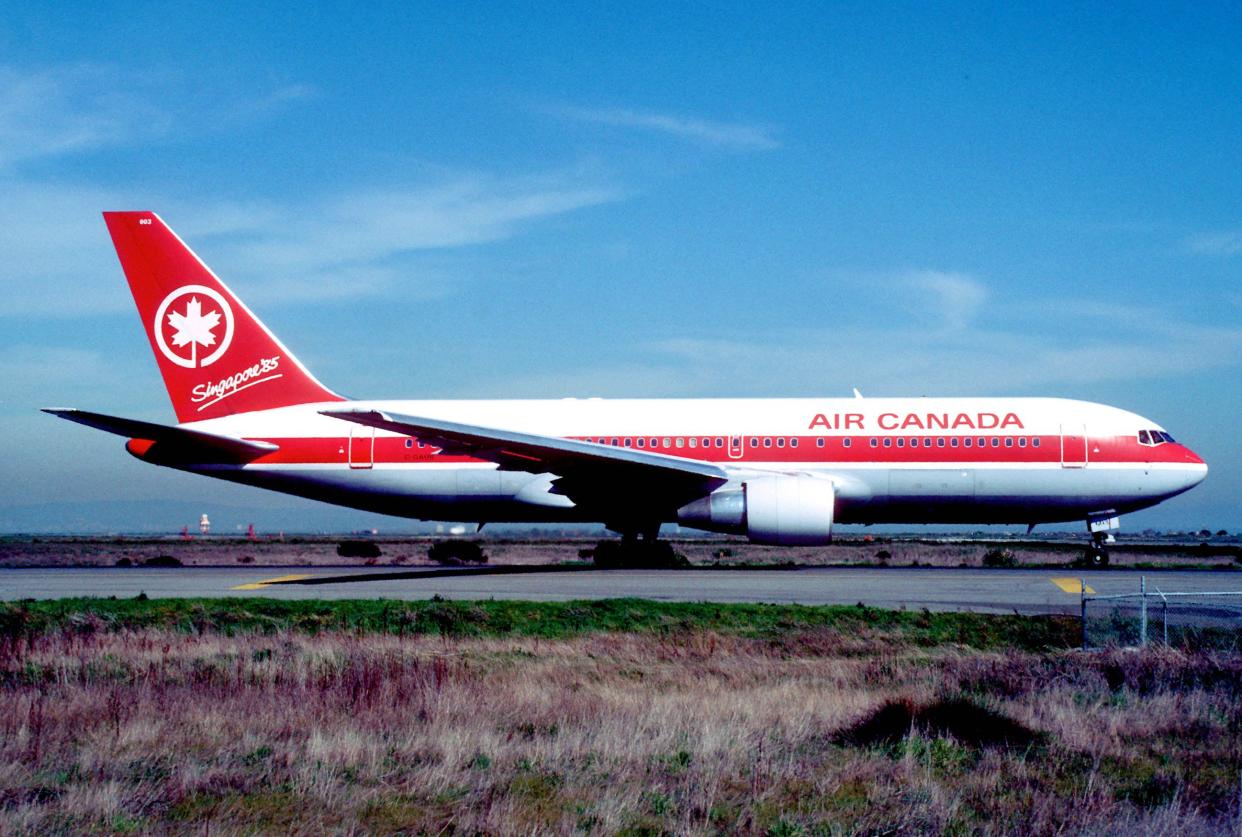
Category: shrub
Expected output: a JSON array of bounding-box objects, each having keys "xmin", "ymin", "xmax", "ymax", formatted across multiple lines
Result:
[
  {"xmin": 981, "ymin": 548, "xmax": 1017, "ymax": 568},
  {"xmin": 428, "ymin": 540, "xmax": 488, "ymax": 565},
  {"xmin": 337, "ymin": 540, "xmax": 382, "ymax": 559},
  {"xmin": 592, "ymin": 541, "xmax": 690, "ymax": 569}
]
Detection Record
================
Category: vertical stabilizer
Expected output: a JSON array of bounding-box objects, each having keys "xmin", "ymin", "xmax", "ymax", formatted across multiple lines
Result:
[{"xmin": 103, "ymin": 212, "xmax": 342, "ymax": 423}]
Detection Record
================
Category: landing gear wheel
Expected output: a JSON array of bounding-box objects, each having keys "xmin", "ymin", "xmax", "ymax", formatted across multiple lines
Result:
[{"xmin": 1086, "ymin": 547, "xmax": 1110, "ymax": 567}]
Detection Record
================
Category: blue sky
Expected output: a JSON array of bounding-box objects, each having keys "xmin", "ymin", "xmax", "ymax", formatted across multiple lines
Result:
[{"xmin": 1, "ymin": 3, "xmax": 1240, "ymax": 532}]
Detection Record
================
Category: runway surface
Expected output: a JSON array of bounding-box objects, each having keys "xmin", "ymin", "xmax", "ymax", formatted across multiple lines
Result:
[{"xmin": 5, "ymin": 565, "xmax": 1242, "ymax": 613}]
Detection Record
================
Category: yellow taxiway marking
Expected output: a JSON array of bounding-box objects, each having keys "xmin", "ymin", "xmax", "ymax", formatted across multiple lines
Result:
[
  {"xmin": 1051, "ymin": 577, "xmax": 1095, "ymax": 595},
  {"xmin": 231, "ymin": 573, "xmax": 314, "ymax": 590}
]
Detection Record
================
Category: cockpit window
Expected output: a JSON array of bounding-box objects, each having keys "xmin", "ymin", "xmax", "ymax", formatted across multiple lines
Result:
[{"xmin": 1138, "ymin": 429, "xmax": 1174, "ymax": 446}]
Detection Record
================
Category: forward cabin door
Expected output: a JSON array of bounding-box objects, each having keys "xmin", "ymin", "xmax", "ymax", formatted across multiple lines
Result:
[
  {"xmin": 728, "ymin": 434, "xmax": 744, "ymax": 460},
  {"xmin": 349, "ymin": 426, "xmax": 375, "ymax": 469},
  {"xmin": 1060, "ymin": 424, "xmax": 1087, "ymax": 468}
]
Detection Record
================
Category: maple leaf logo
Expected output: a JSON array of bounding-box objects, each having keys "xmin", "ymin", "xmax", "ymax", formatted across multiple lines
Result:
[
  {"xmin": 153, "ymin": 285, "xmax": 235, "ymax": 369},
  {"xmin": 167, "ymin": 297, "xmax": 221, "ymax": 362}
]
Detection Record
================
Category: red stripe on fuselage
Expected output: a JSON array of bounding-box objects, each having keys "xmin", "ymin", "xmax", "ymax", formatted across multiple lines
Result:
[{"xmin": 214, "ymin": 434, "xmax": 1201, "ymax": 467}]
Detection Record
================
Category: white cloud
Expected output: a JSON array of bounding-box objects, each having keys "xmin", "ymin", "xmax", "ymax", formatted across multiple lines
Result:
[
  {"xmin": 557, "ymin": 105, "xmax": 780, "ymax": 151},
  {"xmin": 0, "ymin": 174, "xmax": 620, "ymax": 316},
  {"xmin": 460, "ymin": 287, "xmax": 1242, "ymax": 399},
  {"xmin": 1186, "ymin": 230, "xmax": 1242, "ymax": 256},
  {"xmin": 903, "ymin": 270, "xmax": 989, "ymax": 331},
  {"xmin": 0, "ymin": 63, "xmax": 314, "ymax": 170},
  {"xmin": 0, "ymin": 64, "xmax": 168, "ymax": 167}
]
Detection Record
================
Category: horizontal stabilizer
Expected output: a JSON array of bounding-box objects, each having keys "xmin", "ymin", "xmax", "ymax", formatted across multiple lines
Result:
[{"xmin": 43, "ymin": 408, "xmax": 278, "ymax": 462}]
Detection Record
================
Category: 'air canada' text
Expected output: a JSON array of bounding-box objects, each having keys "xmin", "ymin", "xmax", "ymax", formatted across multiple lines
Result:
[{"xmin": 808, "ymin": 412, "xmax": 1025, "ymax": 431}]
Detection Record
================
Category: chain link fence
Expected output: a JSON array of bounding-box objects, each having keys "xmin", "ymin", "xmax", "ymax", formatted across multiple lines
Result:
[{"xmin": 1081, "ymin": 577, "xmax": 1242, "ymax": 650}]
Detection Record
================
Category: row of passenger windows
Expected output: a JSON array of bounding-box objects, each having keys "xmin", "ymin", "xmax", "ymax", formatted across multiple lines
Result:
[{"xmin": 580, "ymin": 436, "xmax": 1042, "ymax": 450}]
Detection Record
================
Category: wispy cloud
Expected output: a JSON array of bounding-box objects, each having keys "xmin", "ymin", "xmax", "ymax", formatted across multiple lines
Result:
[
  {"xmin": 0, "ymin": 174, "xmax": 621, "ymax": 316},
  {"xmin": 903, "ymin": 270, "xmax": 988, "ymax": 331},
  {"xmin": 1186, "ymin": 230, "xmax": 1242, "ymax": 256},
  {"xmin": 461, "ymin": 276, "xmax": 1242, "ymax": 399},
  {"xmin": 0, "ymin": 63, "xmax": 313, "ymax": 170},
  {"xmin": 0, "ymin": 64, "xmax": 168, "ymax": 167},
  {"xmin": 557, "ymin": 105, "xmax": 780, "ymax": 151}
]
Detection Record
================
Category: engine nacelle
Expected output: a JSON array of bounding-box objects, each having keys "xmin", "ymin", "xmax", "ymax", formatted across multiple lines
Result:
[{"xmin": 677, "ymin": 475, "xmax": 835, "ymax": 546}]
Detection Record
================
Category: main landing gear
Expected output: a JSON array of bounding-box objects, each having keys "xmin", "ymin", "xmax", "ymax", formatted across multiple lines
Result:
[
  {"xmin": 1085, "ymin": 512, "xmax": 1120, "ymax": 567},
  {"xmin": 593, "ymin": 525, "xmax": 687, "ymax": 568}
]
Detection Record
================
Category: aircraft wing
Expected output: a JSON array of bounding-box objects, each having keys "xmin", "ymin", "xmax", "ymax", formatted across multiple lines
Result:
[
  {"xmin": 321, "ymin": 408, "xmax": 728, "ymax": 510},
  {"xmin": 43, "ymin": 408, "xmax": 278, "ymax": 462}
]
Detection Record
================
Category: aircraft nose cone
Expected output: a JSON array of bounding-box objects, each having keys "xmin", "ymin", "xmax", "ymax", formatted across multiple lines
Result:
[{"xmin": 1179, "ymin": 446, "xmax": 1208, "ymax": 490}]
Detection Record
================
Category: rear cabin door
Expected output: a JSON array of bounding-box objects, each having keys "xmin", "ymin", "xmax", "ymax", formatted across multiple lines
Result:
[
  {"xmin": 1060, "ymin": 424, "xmax": 1087, "ymax": 468},
  {"xmin": 728, "ymin": 434, "xmax": 744, "ymax": 460},
  {"xmin": 349, "ymin": 426, "xmax": 375, "ymax": 469}
]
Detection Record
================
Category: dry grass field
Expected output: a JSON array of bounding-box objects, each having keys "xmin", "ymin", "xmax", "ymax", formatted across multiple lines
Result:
[
  {"xmin": 1, "ymin": 599, "xmax": 1240, "ymax": 834},
  {"xmin": 3, "ymin": 534, "xmax": 1240, "ymax": 570}
]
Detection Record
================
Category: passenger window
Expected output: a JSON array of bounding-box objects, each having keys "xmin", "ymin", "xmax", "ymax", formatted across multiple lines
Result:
[
  {"xmin": 688, "ymin": 438, "xmax": 697, "ymax": 449},
  {"xmin": 937, "ymin": 438, "xmax": 945, "ymax": 447},
  {"xmin": 963, "ymin": 438, "xmax": 972, "ymax": 448},
  {"xmin": 763, "ymin": 438, "xmax": 772, "ymax": 448},
  {"xmin": 842, "ymin": 438, "xmax": 851, "ymax": 448},
  {"xmin": 612, "ymin": 438, "xmax": 619, "ymax": 446},
  {"xmin": 663, "ymin": 438, "xmax": 672, "ymax": 448},
  {"xmin": 1018, "ymin": 438, "xmax": 1027, "ymax": 448},
  {"xmin": 883, "ymin": 438, "xmax": 892, "ymax": 448},
  {"xmin": 750, "ymin": 438, "xmax": 759, "ymax": 448},
  {"xmin": 715, "ymin": 437, "xmax": 724, "ymax": 447},
  {"xmin": 991, "ymin": 438, "xmax": 999, "ymax": 447},
  {"xmin": 776, "ymin": 438, "xmax": 785, "ymax": 448},
  {"xmin": 790, "ymin": 438, "xmax": 798, "ymax": 448},
  {"xmin": 675, "ymin": 438, "xmax": 684, "ymax": 448},
  {"xmin": 909, "ymin": 438, "xmax": 918, "ymax": 448},
  {"xmin": 624, "ymin": 438, "xmax": 632, "ymax": 447},
  {"xmin": 816, "ymin": 438, "xmax": 825, "ymax": 448},
  {"xmin": 897, "ymin": 438, "xmax": 905, "ymax": 448},
  {"xmin": 950, "ymin": 438, "xmax": 959, "ymax": 447},
  {"xmin": 870, "ymin": 438, "xmax": 878, "ymax": 448},
  {"xmin": 1005, "ymin": 438, "xmax": 1013, "ymax": 447},
  {"xmin": 637, "ymin": 438, "xmax": 645, "ymax": 448},
  {"xmin": 1033, "ymin": 438, "xmax": 1040, "ymax": 447},
  {"xmin": 924, "ymin": 437, "xmax": 932, "ymax": 447},
  {"xmin": 405, "ymin": 438, "xmax": 413, "ymax": 449}
]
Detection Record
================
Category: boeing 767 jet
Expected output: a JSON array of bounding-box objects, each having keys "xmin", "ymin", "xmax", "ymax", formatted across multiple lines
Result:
[{"xmin": 46, "ymin": 212, "xmax": 1208, "ymax": 564}]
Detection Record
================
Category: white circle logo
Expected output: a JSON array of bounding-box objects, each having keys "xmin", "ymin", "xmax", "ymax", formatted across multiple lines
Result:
[{"xmin": 153, "ymin": 285, "xmax": 235, "ymax": 369}]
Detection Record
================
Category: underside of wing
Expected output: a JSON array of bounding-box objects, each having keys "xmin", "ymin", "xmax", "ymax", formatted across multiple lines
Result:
[
  {"xmin": 43, "ymin": 408, "xmax": 278, "ymax": 463},
  {"xmin": 321, "ymin": 408, "xmax": 728, "ymax": 513}
]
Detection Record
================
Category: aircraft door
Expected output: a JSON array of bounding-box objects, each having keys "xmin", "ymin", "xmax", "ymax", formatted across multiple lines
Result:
[
  {"xmin": 1060, "ymin": 424, "xmax": 1087, "ymax": 468},
  {"xmin": 728, "ymin": 434, "xmax": 744, "ymax": 460},
  {"xmin": 349, "ymin": 426, "xmax": 375, "ymax": 469}
]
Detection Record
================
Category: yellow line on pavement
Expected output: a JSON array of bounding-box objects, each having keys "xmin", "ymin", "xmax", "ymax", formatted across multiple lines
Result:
[
  {"xmin": 1051, "ymin": 577, "xmax": 1094, "ymax": 595},
  {"xmin": 231, "ymin": 573, "xmax": 314, "ymax": 590}
]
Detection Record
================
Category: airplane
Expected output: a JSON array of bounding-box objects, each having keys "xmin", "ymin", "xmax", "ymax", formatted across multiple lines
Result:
[{"xmin": 46, "ymin": 212, "xmax": 1208, "ymax": 565}]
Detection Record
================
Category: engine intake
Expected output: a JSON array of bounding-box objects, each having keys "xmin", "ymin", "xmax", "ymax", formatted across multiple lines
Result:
[{"xmin": 677, "ymin": 475, "xmax": 835, "ymax": 545}]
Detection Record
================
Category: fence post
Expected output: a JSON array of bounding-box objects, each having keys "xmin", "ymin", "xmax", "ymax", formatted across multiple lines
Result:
[
  {"xmin": 1139, "ymin": 576, "xmax": 1148, "ymax": 647},
  {"xmin": 1081, "ymin": 578, "xmax": 1088, "ymax": 651}
]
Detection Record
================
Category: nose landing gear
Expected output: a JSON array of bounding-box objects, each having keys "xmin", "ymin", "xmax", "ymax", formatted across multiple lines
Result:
[{"xmin": 1085, "ymin": 511, "xmax": 1119, "ymax": 567}]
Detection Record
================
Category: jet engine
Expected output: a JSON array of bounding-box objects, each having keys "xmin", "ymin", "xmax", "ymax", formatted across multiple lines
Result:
[{"xmin": 676, "ymin": 475, "xmax": 835, "ymax": 545}]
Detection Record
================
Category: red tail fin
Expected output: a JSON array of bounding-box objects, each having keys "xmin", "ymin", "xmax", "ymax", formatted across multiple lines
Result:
[{"xmin": 103, "ymin": 211, "xmax": 342, "ymax": 423}]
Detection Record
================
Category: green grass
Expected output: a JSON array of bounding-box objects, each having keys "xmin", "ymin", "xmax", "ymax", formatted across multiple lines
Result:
[{"xmin": 0, "ymin": 596, "xmax": 1079, "ymax": 650}]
